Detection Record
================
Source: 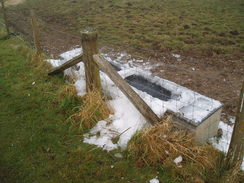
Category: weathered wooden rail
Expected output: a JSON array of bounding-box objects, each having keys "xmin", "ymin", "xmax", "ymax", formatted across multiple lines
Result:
[
  {"xmin": 226, "ymin": 82, "xmax": 244, "ymax": 167},
  {"xmin": 93, "ymin": 54, "xmax": 160, "ymax": 124},
  {"xmin": 48, "ymin": 55, "xmax": 83, "ymax": 75}
]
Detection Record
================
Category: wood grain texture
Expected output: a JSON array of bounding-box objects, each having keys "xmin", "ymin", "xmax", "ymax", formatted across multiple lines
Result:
[
  {"xmin": 227, "ymin": 81, "xmax": 244, "ymax": 167},
  {"xmin": 81, "ymin": 31, "xmax": 102, "ymax": 93}
]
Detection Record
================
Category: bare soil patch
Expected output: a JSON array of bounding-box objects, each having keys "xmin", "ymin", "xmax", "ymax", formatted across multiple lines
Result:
[{"xmin": 5, "ymin": 0, "xmax": 25, "ymax": 6}]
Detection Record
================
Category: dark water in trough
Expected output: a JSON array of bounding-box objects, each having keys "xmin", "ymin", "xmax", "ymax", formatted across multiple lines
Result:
[{"xmin": 125, "ymin": 75, "xmax": 173, "ymax": 101}]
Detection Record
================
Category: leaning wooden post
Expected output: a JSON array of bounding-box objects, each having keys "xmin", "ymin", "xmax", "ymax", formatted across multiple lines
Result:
[
  {"xmin": 81, "ymin": 31, "xmax": 102, "ymax": 93},
  {"xmin": 226, "ymin": 81, "xmax": 244, "ymax": 168},
  {"xmin": 93, "ymin": 54, "xmax": 160, "ymax": 125},
  {"xmin": 1, "ymin": 0, "xmax": 10, "ymax": 36},
  {"xmin": 31, "ymin": 10, "xmax": 41, "ymax": 54}
]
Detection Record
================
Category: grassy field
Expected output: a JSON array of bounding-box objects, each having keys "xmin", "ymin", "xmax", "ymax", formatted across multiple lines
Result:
[
  {"xmin": 9, "ymin": 0, "xmax": 244, "ymax": 58},
  {"xmin": 0, "ymin": 25, "xmax": 182, "ymax": 183},
  {"xmin": 1, "ymin": 0, "xmax": 244, "ymax": 182},
  {"xmin": 1, "ymin": 27, "xmax": 243, "ymax": 183}
]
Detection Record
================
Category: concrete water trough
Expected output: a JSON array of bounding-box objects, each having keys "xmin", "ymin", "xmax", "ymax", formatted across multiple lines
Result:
[{"xmin": 119, "ymin": 68, "xmax": 223, "ymax": 144}]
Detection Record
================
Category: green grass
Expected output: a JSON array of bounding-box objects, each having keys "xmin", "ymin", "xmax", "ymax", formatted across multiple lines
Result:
[
  {"xmin": 9, "ymin": 0, "xmax": 244, "ymax": 58},
  {"xmin": 0, "ymin": 26, "xmax": 181, "ymax": 182}
]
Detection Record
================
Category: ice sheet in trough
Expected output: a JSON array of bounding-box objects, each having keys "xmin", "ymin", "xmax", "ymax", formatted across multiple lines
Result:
[{"xmin": 125, "ymin": 75, "xmax": 180, "ymax": 101}]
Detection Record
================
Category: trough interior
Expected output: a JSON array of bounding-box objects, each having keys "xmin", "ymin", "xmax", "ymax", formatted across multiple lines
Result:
[{"xmin": 125, "ymin": 75, "xmax": 173, "ymax": 101}]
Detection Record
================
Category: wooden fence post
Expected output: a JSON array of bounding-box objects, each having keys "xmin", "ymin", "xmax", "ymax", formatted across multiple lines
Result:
[
  {"xmin": 1, "ymin": 0, "xmax": 10, "ymax": 36},
  {"xmin": 226, "ymin": 81, "xmax": 244, "ymax": 168},
  {"xmin": 81, "ymin": 31, "xmax": 102, "ymax": 93},
  {"xmin": 31, "ymin": 10, "xmax": 41, "ymax": 54}
]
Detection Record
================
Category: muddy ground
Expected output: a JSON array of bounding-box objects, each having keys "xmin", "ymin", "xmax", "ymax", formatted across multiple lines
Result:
[{"xmin": 5, "ymin": 0, "xmax": 25, "ymax": 6}]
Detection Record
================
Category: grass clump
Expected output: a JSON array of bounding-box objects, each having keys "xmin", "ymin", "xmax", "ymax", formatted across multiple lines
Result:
[
  {"xmin": 58, "ymin": 84, "xmax": 81, "ymax": 115},
  {"xmin": 128, "ymin": 117, "xmax": 212, "ymax": 166},
  {"xmin": 128, "ymin": 116, "xmax": 244, "ymax": 182},
  {"xmin": 201, "ymin": 154, "xmax": 244, "ymax": 183},
  {"xmin": 70, "ymin": 91, "xmax": 112, "ymax": 130},
  {"xmin": 30, "ymin": 52, "xmax": 53, "ymax": 72}
]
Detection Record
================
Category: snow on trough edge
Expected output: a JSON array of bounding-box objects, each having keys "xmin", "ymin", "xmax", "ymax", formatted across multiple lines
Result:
[{"xmin": 46, "ymin": 48, "xmax": 243, "ymax": 170}]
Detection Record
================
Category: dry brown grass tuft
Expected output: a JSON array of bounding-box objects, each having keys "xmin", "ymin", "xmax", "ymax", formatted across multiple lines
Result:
[
  {"xmin": 201, "ymin": 155, "xmax": 244, "ymax": 183},
  {"xmin": 128, "ymin": 116, "xmax": 215, "ymax": 168},
  {"xmin": 54, "ymin": 83, "xmax": 81, "ymax": 117},
  {"xmin": 30, "ymin": 52, "xmax": 51, "ymax": 70},
  {"xmin": 128, "ymin": 116, "xmax": 244, "ymax": 183},
  {"xmin": 13, "ymin": 44, "xmax": 33, "ymax": 59},
  {"xmin": 58, "ymin": 84, "xmax": 78, "ymax": 98},
  {"xmin": 223, "ymin": 161, "xmax": 244, "ymax": 183},
  {"xmin": 69, "ymin": 90, "xmax": 112, "ymax": 130}
]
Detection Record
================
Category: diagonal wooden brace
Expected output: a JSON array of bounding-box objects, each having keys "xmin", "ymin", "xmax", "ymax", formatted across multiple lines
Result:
[
  {"xmin": 48, "ymin": 54, "xmax": 83, "ymax": 75},
  {"xmin": 93, "ymin": 54, "xmax": 160, "ymax": 125}
]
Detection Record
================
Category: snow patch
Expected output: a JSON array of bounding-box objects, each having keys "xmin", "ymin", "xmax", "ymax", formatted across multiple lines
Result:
[
  {"xmin": 211, "ymin": 121, "xmax": 233, "ymax": 153},
  {"xmin": 211, "ymin": 121, "xmax": 244, "ymax": 170},
  {"xmin": 114, "ymin": 153, "xmax": 123, "ymax": 158},
  {"xmin": 174, "ymin": 156, "xmax": 183, "ymax": 164},
  {"xmin": 149, "ymin": 177, "xmax": 159, "ymax": 183},
  {"xmin": 172, "ymin": 53, "xmax": 181, "ymax": 58}
]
